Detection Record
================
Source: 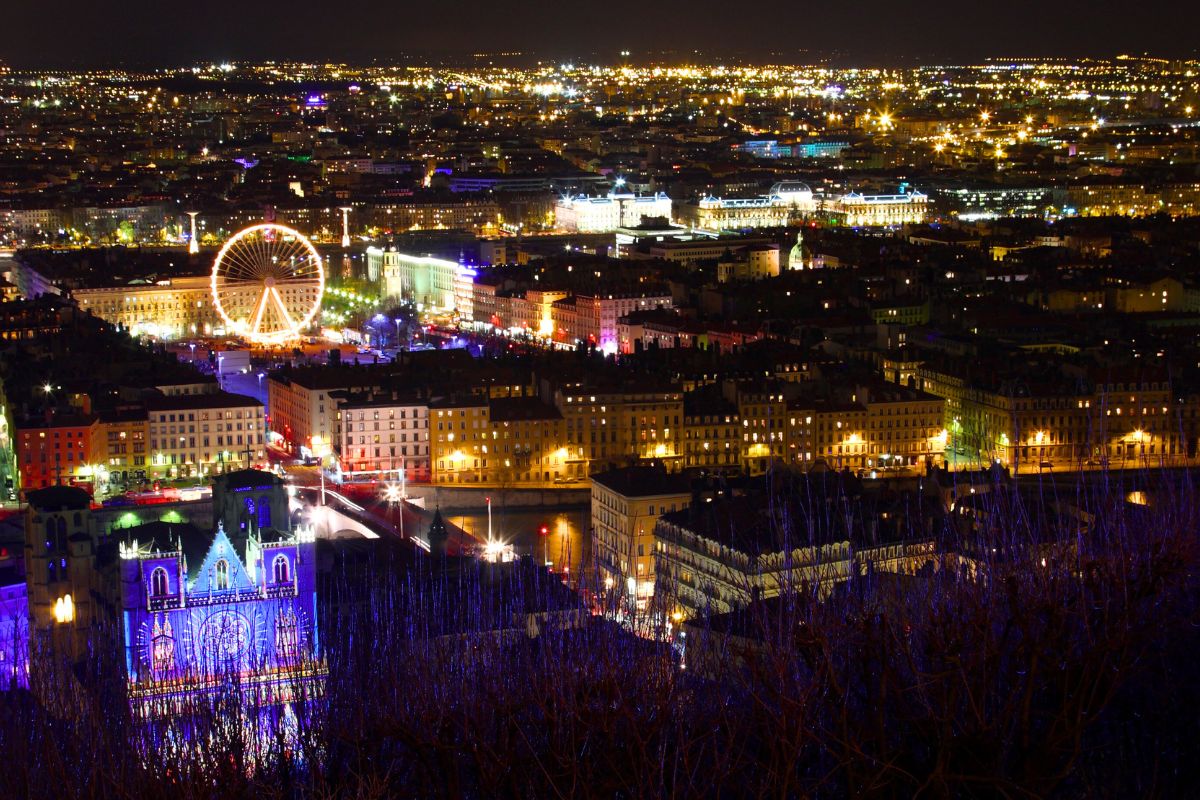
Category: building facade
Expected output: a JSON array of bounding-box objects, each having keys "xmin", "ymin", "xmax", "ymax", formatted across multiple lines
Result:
[
  {"xmin": 74, "ymin": 276, "xmax": 221, "ymax": 340},
  {"xmin": 146, "ymin": 392, "xmax": 265, "ymax": 478},
  {"xmin": 23, "ymin": 473, "xmax": 323, "ymax": 714},
  {"xmin": 16, "ymin": 414, "xmax": 103, "ymax": 494},
  {"xmin": 97, "ymin": 409, "xmax": 149, "ymax": 484},
  {"xmin": 336, "ymin": 393, "xmax": 431, "ymax": 482},
  {"xmin": 826, "ymin": 191, "xmax": 930, "ymax": 227},
  {"xmin": 590, "ymin": 466, "xmax": 692, "ymax": 608},
  {"xmin": 430, "ymin": 396, "xmax": 570, "ymax": 486},
  {"xmin": 369, "ymin": 248, "xmax": 463, "ymax": 312},
  {"xmin": 555, "ymin": 193, "xmax": 673, "ymax": 232}
]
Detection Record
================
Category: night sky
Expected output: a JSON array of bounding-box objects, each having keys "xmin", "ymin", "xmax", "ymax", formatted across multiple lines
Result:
[{"xmin": 5, "ymin": 0, "xmax": 1199, "ymax": 67}]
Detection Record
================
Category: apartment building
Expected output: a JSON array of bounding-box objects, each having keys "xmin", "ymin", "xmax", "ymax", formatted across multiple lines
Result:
[
  {"xmin": 590, "ymin": 466, "xmax": 692, "ymax": 607},
  {"xmin": 268, "ymin": 366, "xmax": 389, "ymax": 459},
  {"xmin": 335, "ymin": 392, "xmax": 431, "ymax": 481},
  {"xmin": 430, "ymin": 395, "xmax": 569, "ymax": 486},
  {"xmin": 146, "ymin": 392, "xmax": 264, "ymax": 478},
  {"xmin": 96, "ymin": 408, "xmax": 149, "ymax": 482},
  {"xmin": 16, "ymin": 414, "xmax": 103, "ymax": 492}
]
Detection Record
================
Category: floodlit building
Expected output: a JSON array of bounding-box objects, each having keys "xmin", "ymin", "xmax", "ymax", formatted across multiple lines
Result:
[
  {"xmin": 680, "ymin": 182, "xmax": 816, "ymax": 230},
  {"xmin": 555, "ymin": 192, "xmax": 673, "ymax": 232},
  {"xmin": 74, "ymin": 276, "xmax": 221, "ymax": 340},
  {"xmin": 146, "ymin": 392, "xmax": 265, "ymax": 478},
  {"xmin": 684, "ymin": 196, "xmax": 791, "ymax": 230},
  {"xmin": 590, "ymin": 466, "xmax": 692, "ymax": 607},
  {"xmin": 369, "ymin": 248, "xmax": 462, "ymax": 312},
  {"xmin": 23, "ymin": 473, "xmax": 323, "ymax": 711},
  {"xmin": 827, "ymin": 191, "xmax": 929, "ymax": 227}
]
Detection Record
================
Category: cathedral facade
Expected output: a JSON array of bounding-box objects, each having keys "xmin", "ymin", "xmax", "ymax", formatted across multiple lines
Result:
[
  {"xmin": 23, "ymin": 469, "xmax": 323, "ymax": 714},
  {"xmin": 120, "ymin": 520, "xmax": 321, "ymax": 713}
]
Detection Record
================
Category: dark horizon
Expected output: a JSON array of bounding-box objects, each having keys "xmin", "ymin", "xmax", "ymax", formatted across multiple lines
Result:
[
  {"xmin": 4, "ymin": 50, "xmax": 1196, "ymax": 73},
  {"xmin": 4, "ymin": 0, "xmax": 1199, "ymax": 70}
]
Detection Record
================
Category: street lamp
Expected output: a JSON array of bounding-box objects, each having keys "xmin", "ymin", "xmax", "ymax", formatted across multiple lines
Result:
[
  {"xmin": 626, "ymin": 576, "xmax": 638, "ymax": 625},
  {"xmin": 382, "ymin": 482, "xmax": 404, "ymax": 537},
  {"xmin": 53, "ymin": 594, "xmax": 75, "ymax": 624}
]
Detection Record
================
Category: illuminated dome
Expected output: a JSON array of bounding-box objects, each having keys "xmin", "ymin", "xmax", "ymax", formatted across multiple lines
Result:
[{"xmin": 770, "ymin": 181, "xmax": 814, "ymax": 205}]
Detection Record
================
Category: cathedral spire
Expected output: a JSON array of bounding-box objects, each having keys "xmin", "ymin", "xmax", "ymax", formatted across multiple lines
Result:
[{"xmin": 789, "ymin": 229, "xmax": 809, "ymax": 270}]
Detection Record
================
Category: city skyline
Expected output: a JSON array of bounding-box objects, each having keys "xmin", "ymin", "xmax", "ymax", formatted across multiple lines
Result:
[{"xmin": 2, "ymin": 20, "xmax": 1200, "ymax": 795}]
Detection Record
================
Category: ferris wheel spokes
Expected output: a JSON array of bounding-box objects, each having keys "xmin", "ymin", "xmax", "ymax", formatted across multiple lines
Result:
[
  {"xmin": 210, "ymin": 223, "xmax": 325, "ymax": 344},
  {"xmin": 270, "ymin": 288, "xmax": 298, "ymax": 332},
  {"xmin": 248, "ymin": 287, "xmax": 271, "ymax": 337}
]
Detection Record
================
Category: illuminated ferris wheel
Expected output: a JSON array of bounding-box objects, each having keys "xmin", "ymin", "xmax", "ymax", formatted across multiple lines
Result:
[{"xmin": 210, "ymin": 223, "xmax": 324, "ymax": 344}]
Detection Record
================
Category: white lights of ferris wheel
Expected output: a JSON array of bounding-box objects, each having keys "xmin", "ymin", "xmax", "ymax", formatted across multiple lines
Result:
[{"xmin": 210, "ymin": 223, "xmax": 324, "ymax": 344}]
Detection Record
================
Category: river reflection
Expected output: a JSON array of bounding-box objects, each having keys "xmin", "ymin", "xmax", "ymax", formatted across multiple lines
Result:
[{"xmin": 447, "ymin": 508, "xmax": 590, "ymax": 576}]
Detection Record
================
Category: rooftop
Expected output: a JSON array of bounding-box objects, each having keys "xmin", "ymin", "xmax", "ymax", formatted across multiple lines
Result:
[
  {"xmin": 590, "ymin": 466, "xmax": 693, "ymax": 498},
  {"xmin": 145, "ymin": 391, "xmax": 262, "ymax": 412}
]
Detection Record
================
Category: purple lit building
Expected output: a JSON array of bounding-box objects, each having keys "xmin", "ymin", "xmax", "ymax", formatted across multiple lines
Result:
[
  {"xmin": 24, "ymin": 470, "xmax": 323, "ymax": 711},
  {"xmin": 120, "ymin": 520, "xmax": 320, "ymax": 710},
  {"xmin": 122, "ymin": 470, "xmax": 321, "ymax": 712}
]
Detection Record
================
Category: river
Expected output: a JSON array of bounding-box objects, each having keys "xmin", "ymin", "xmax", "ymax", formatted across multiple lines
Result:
[{"xmin": 445, "ymin": 507, "xmax": 590, "ymax": 576}]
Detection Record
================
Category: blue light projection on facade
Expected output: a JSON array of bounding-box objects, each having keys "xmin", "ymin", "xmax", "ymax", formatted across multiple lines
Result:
[{"xmin": 120, "ymin": 520, "xmax": 323, "ymax": 716}]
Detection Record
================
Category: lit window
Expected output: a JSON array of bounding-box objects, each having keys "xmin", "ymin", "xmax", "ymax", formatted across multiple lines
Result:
[
  {"xmin": 272, "ymin": 554, "xmax": 291, "ymax": 584},
  {"xmin": 150, "ymin": 567, "xmax": 169, "ymax": 597}
]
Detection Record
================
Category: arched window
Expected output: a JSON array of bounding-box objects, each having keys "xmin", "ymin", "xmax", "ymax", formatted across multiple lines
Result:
[
  {"xmin": 258, "ymin": 496, "xmax": 271, "ymax": 529},
  {"xmin": 274, "ymin": 610, "xmax": 299, "ymax": 662},
  {"xmin": 73, "ymin": 512, "xmax": 81, "ymax": 527},
  {"xmin": 214, "ymin": 559, "xmax": 230, "ymax": 591},
  {"xmin": 55, "ymin": 518, "xmax": 67, "ymax": 551},
  {"xmin": 150, "ymin": 567, "xmax": 169, "ymax": 597},
  {"xmin": 272, "ymin": 554, "xmax": 290, "ymax": 584},
  {"xmin": 150, "ymin": 615, "xmax": 175, "ymax": 674}
]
